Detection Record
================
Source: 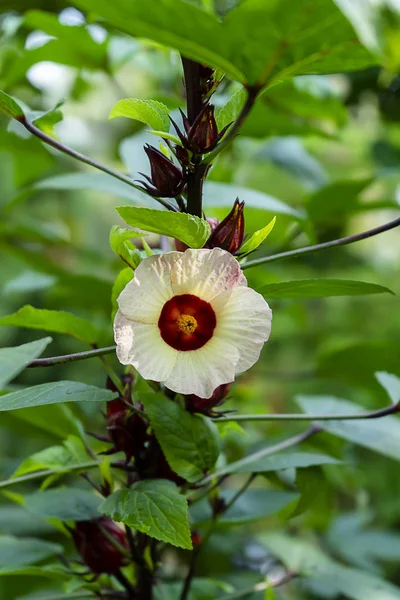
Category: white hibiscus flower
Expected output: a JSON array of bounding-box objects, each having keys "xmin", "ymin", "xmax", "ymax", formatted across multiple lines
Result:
[{"xmin": 114, "ymin": 248, "xmax": 272, "ymax": 398}]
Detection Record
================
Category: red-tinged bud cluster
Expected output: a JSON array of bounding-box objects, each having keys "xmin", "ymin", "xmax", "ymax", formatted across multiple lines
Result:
[
  {"xmin": 175, "ymin": 217, "xmax": 219, "ymax": 252},
  {"xmin": 139, "ymin": 145, "xmax": 184, "ymax": 198},
  {"xmin": 106, "ymin": 399, "xmax": 149, "ymax": 462},
  {"xmin": 172, "ymin": 104, "xmax": 231, "ymax": 155},
  {"xmin": 185, "ymin": 383, "xmax": 230, "ymax": 415},
  {"xmin": 191, "ymin": 530, "xmax": 202, "ymax": 547},
  {"xmin": 206, "ymin": 198, "xmax": 245, "ymax": 254},
  {"xmin": 72, "ymin": 517, "xmax": 128, "ymax": 574}
]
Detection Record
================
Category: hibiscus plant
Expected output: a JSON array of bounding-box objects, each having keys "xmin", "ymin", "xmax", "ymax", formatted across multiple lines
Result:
[{"xmin": 1, "ymin": 2, "xmax": 400, "ymax": 600}]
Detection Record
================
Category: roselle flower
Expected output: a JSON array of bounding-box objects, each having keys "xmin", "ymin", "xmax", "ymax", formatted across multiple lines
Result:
[
  {"xmin": 106, "ymin": 399, "xmax": 148, "ymax": 462},
  {"xmin": 185, "ymin": 383, "xmax": 230, "ymax": 415},
  {"xmin": 114, "ymin": 248, "xmax": 272, "ymax": 398},
  {"xmin": 138, "ymin": 144, "xmax": 184, "ymax": 197},
  {"xmin": 207, "ymin": 198, "xmax": 245, "ymax": 254},
  {"xmin": 72, "ymin": 517, "xmax": 128, "ymax": 574},
  {"xmin": 172, "ymin": 104, "xmax": 231, "ymax": 154}
]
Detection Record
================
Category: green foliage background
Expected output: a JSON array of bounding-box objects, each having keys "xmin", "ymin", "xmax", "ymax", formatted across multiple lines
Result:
[{"xmin": 1, "ymin": 1, "xmax": 400, "ymax": 599}]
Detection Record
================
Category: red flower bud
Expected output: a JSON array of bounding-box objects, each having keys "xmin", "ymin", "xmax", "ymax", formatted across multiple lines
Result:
[
  {"xmin": 191, "ymin": 530, "xmax": 202, "ymax": 546},
  {"xmin": 207, "ymin": 198, "xmax": 245, "ymax": 254},
  {"xmin": 171, "ymin": 104, "xmax": 231, "ymax": 155},
  {"xmin": 139, "ymin": 145, "xmax": 184, "ymax": 197},
  {"xmin": 72, "ymin": 517, "xmax": 128, "ymax": 574},
  {"xmin": 174, "ymin": 217, "xmax": 219, "ymax": 252},
  {"xmin": 106, "ymin": 400, "xmax": 149, "ymax": 462},
  {"xmin": 185, "ymin": 383, "xmax": 230, "ymax": 415}
]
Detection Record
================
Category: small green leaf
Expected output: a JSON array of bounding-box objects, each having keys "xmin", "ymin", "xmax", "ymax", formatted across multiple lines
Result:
[
  {"xmin": 0, "ymin": 90, "xmax": 24, "ymax": 120},
  {"xmin": 257, "ymin": 279, "xmax": 394, "ymax": 299},
  {"xmin": 0, "ymin": 305, "xmax": 101, "ymax": 345},
  {"xmin": 101, "ymin": 479, "xmax": 192, "ymax": 549},
  {"xmin": 141, "ymin": 392, "xmax": 220, "ymax": 482},
  {"xmin": 12, "ymin": 436, "xmax": 88, "ymax": 478},
  {"xmin": 117, "ymin": 206, "xmax": 211, "ymax": 248},
  {"xmin": 109, "ymin": 225, "xmax": 143, "ymax": 269},
  {"xmin": 0, "ymin": 536, "xmax": 62, "ymax": 567},
  {"xmin": 240, "ymin": 216, "xmax": 276, "ymax": 255},
  {"xmin": 112, "ymin": 268, "xmax": 134, "ymax": 320},
  {"xmin": 25, "ymin": 488, "xmax": 101, "ymax": 521},
  {"xmin": 147, "ymin": 130, "xmax": 183, "ymax": 145},
  {"xmin": 216, "ymin": 87, "xmax": 246, "ymax": 132},
  {"xmin": 0, "ymin": 381, "xmax": 116, "ymax": 412},
  {"xmin": 0, "ymin": 337, "xmax": 52, "ymax": 389},
  {"xmin": 109, "ymin": 98, "xmax": 170, "ymax": 132}
]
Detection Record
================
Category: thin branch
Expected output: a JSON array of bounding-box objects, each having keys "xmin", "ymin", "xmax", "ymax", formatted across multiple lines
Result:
[
  {"xmin": 213, "ymin": 402, "xmax": 399, "ymax": 423},
  {"xmin": 0, "ymin": 461, "xmax": 100, "ymax": 490},
  {"xmin": 200, "ymin": 426, "xmax": 320, "ymax": 486},
  {"xmin": 219, "ymin": 571, "xmax": 296, "ymax": 600},
  {"xmin": 202, "ymin": 85, "xmax": 260, "ymax": 165},
  {"xmin": 114, "ymin": 569, "xmax": 136, "ymax": 598},
  {"xmin": 19, "ymin": 117, "xmax": 176, "ymax": 212},
  {"xmin": 28, "ymin": 346, "xmax": 116, "ymax": 368},
  {"xmin": 242, "ymin": 215, "xmax": 400, "ymax": 270},
  {"xmin": 222, "ymin": 473, "xmax": 257, "ymax": 514}
]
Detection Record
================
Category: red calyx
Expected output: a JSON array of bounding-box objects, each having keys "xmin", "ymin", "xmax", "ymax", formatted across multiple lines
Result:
[
  {"xmin": 206, "ymin": 198, "xmax": 245, "ymax": 254},
  {"xmin": 106, "ymin": 400, "xmax": 149, "ymax": 462},
  {"xmin": 139, "ymin": 144, "xmax": 184, "ymax": 197},
  {"xmin": 171, "ymin": 104, "xmax": 231, "ymax": 155},
  {"xmin": 72, "ymin": 517, "xmax": 128, "ymax": 574},
  {"xmin": 185, "ymin": 383, "xmax": 231, "ymax": 415}
]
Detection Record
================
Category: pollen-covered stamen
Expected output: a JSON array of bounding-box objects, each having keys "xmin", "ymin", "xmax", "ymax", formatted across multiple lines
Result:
[
  {"xmin": 177, "ymin": 314, "xmax": 198, "ymax": 333},
  {"xmin": 158, "ymin": 293, "xmax": 216, "ymax": 351}
]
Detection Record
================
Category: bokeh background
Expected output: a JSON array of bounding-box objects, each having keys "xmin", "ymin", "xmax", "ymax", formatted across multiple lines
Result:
[{"xmin": 1, "ymin": 2, "xmax": 400, "ymax": 599}]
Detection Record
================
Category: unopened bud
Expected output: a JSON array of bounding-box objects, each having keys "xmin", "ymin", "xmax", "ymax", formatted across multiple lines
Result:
[
  {"xmin": 72, "ymin": 517, "xmax": 128, "ymax": 574},
  {"xmin": 207, "ymin": 198, "xmax": 245, "ymax": 254},
  {"xmin": 171, "ymin": 104, "xmax": 231, "ymax": 155},
  {"xmin": 139, "ymin": 145, "xmax": 184, "ymax": 197},
  {"xmin": 185, "ymin": 383, "xmax": 230, "ymax": 415},
  {"xmin": 106, "ymin": 400, "xmax": 148, "ymax": 462}
]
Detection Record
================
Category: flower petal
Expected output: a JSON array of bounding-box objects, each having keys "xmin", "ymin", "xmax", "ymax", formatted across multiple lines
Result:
[
  {"xmin": 214, "ymin": 286, "xmax": 272, "ymax": 373},
  {"xmin": 163, "ymin": 336, "xmax": 240, "ymax": 397},
  {"xmin": 114, "ymin": 311, "xmax": 178, "ymax": 380},
  {"xmin": 117, "ymin": 252, "xmax": 181, "ymax": 324},
  {"xmin": 170, "ymin": 248, "xmax": 245, "ymax": 303}
]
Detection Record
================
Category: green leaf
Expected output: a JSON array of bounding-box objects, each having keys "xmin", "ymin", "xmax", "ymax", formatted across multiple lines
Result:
[
  {"xmin": 262, "ymin": 533, "xmax": 400, "ymax": 600},
  {"xmin": 109, "ymin": 225, "xmax": 143, "ymax": 269},
  {"xmin": 13, "ymin": 436, "xmax": 88, "ymax": 478},
  {"xmin": 296, "ymin": 395, "xmax": 400, "ymax": 462},
  {"xmin": 146, "ymin": 130, "xmax": 182, "ymax": 145},
  {"xmin": 0, "ymin": 89, "xmax": 24, "ymax": 120},
  {"xmin": 101, "ymin": 479, "xmax": 192, "ymax": 549},
  {"xmin": 24, "ymin": 488, "xmax": 101, "ymax": 521},
  {"xmin": 376, "ymin": 371, "xmax": 400, "ymax": 404},
  {"xmin": 0, "ymin": 306, "xmax": 101, "ymax": 345},
  {"xmin": 0, "ymin": 337, "xmax": 52, "ymax": 389},
  {"xmin": 112, "ymin": 268, "xmax": 134, "ymax": 320},
  {"xmin": 256, "ymin": 279, "xmax": 394, "ymax": 299},
  {"xmin": 117, "ymin": 206, "xmax": 211, "ymax": 248},
  {"xmin": 228, "ymin": 451, "xmax": 341, "ymax": 474},
  {"xmin": 216, "ymin": 87, "xmax": 246, "ymax": 132},
  {"xmin": 141, "ymin": 393, "xmax": 220, "ymax": 482},
  {"xmin": 305, "ymin": 178, "xmax": 373, "ymax": 225},
  {"xmin": 110, "ymin": 98, "xmax": 170, "ymax": 132},
  {"xmin": 0, "ymin": 381, "xmax": 116, "ymax": 412},
  {"xmin": 0, "ymin": 536, "xmax": 62, "ymax": 567},
  {"xmin": 239, "ymin": 216, "xmax": 276, "ymax": 255},
  {"xmin": 191, "ymin": 489, "xmax": 298, "ymax": 528},
  {"xmin": 71, "ymin": 0, "xmax": 375, "ymax": 85}
]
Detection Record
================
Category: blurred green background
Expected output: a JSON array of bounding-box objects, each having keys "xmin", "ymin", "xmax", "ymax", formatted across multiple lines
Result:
[{"xmin": 1, "ymin": 2, "xmax": 400, "ymax": 599}]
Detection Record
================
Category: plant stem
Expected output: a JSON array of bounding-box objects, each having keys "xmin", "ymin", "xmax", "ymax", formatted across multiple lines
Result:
[
  {"xmin": 219, "ymin": 571, "xmax": 296, "ymax": 599},
  {"xmin": 115, "ymin": 569, "xmax": 136, "ymax": 598},
  {"xmin": 201, "ymin": 426, "xmax": 320, "ymax": 485},
  {"xmin": 28, "ymin": 346, "xmax": 116, "ymax": 368},
  {"xmin": 98, "ymin": 354, "xmax": 125, "ymax": 395},
  {"xmin": 221, "ymin": 473, "xmax": 257, "ymax": 514},
  {"xmin": 202, "ymin": 85, "xmax": 260, "ymax": 165},
  {"xmin": 186, "ymin": 162, "xmax": 207, "ymax": 218},
  {"xmin": 242, "ymin": 215, "xmax": 400, "ymax": 270},
  {"xmin": 19, "ymin": 117, "xmax": 175, "ymax": 212},
  {"xmin": 213, "ymin": 402, "xmax": 399, "ymax": 423}
]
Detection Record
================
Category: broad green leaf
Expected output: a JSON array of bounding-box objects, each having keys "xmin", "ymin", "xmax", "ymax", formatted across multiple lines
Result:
[
  {"xmin": 305, "ymin": 178, "xmax": 373, "ymax": 224},
  {"xmin": 239, "ymin": 216, "xmax": 276, "ymax": 255},
  {"xmin": 0, "ymin": 90, "xmax": 24, "ymax": 120},
  {"xmin": 0, "ymin": 381, "xmax": 116, "ymax": 411},
  {"xmin": 101, "ymin": 479, "xmax": 192, "ymax": 549},
  {"xmin": 191, "ymin": 489, "xmax": 298, "ymax": 528},
  {"xmin": 256, "ymin": 279, "xmax": 394, "ymax": 299},
  {"xmin": 141, "ymin": 393, "xmax": 220, "ymax": 482},
  {"xmin": 117, "ymin": 206, "xmax": 211, "ymax": 248},
  {"xmin": 110, "ymin": 98, "xmax": 170, "ymax": 132},
  {"xmin": 0, "ymin": 306, "xmax": 100, "ymax": 345},
  {"xmin": 216, "ymin": 87, "xmax": 246, "ymax": 131},
  {"xmin": 262, "ymin": 533, "xmax": 400, "ymax": 600},
  {"xmin": 12, "ymin": 436, "xmax": 88, "ymax": 478},
  {"xmin": 25, "ymin": 488, "xmax": 101, "ymax": 521},
  {"xmin": 72, "ymin": 0, "xmax": 375, "ymax": 85},
  {"xmin": 5, "ymin": 404, "xmax": 86, "ymax": 440},
  {"xmin": 203, "ymin": 182, "xmax": 303, "ymax": 219},
  {"xmin": 0, "ymin": 337, "xmax": 52, "ymax": 389},
  {"xmin": 376, "ymin": 371, "xmax": 400, "ymax": 404},
  {"xmin": 229, "ymin": 451, "xmax": 341, "ymax": 474},
  {"xmin": 296, "ymin": 395, "xmax": 400, "ymax": 461},
  {"xmin": 0, "ymin": 536, "xmax": 62, "ymax": 567},
  {"xmin": 109, "ymin": 225, "xmax": 143, "ymax": 269},
  {"xmin": 0, "ymin": 564, "xmax": 70, "ymax": 580}
]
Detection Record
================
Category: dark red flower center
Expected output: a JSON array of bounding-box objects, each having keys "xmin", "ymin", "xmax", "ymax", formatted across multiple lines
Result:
[{"xmin": 158, "ymin": 294, "xmax": 216, "ymax": 351}]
